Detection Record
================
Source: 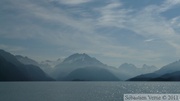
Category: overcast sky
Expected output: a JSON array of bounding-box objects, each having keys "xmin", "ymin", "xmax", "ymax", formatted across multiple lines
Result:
[{"xmin": 1, "ymin": 0, "xmax": 180, "ymax": 67}]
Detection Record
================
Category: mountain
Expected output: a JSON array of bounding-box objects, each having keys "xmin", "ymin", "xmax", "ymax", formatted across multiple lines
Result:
[
  {"xmin": 58, "ymin": 53, "xmax": 105, "ymax": 67},
  {"xmin": 128, "ymin": 73, "xmax": 160, "ymax": 81},
  {"xmin": 41, "ymin": 58, "xmax": 63, "ymax": 68},
  {"xmin": 63, "ymin": 67, "xmax": 120, "ymax": 81},
  {"xmin": 129, "ymin": 60, "xmax": 180, "ymax": 81},
  {"xmin": 118, "ymin": 63, "xmax": 140, "ymax": 77},
  {"xmin": 52, "ymin": 53, "xmax": 108, "ymax": 80},
  {"xmin": 118, "ymin": 63, "xmax": 140, "ymax": 80},
  {"xmin": 0, "ymin": 49, "xmax": 54, "ymax": 81},
  {"xmin": 15, "ymin": 55, "xmax": 55, "ymax": 75},
  {"xmin": 0, "ymin": 55, "xmax": 29, "ymax": 81},
  {"xmin": 53, "ymin": 53, "xmax": 156, "ymax": 80},
  {"xmin": 150, "ymin": 71, "xmax": 180, "ymax": 81},
  {"xmin": 119, "ymin": 63, "xmax": 137, "ymax": 70},
  {"xmin": 118, "ymin": 63, "xmax": 158, "ymax": 79},
  {"xmin": 155, "ymin": 60, "xmax": 180, "ymax": 75},
  {"xmin": 141, "ymin": 64, "xmax": 158, "ymax": 73},
  {"xmin": 40, "ymin": 59, "xmax": 63, "ymax": 75},
  {"xmin": 15, "ymin": 55, "xmax": 39, "ymax": 66}
]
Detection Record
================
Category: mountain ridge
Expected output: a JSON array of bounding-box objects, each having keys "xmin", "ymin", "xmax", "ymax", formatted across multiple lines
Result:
[
  {"xmin": 52, "ymin": 53, "xmax": 109, "ymax": 80},
  {"xmin": 129, "ymin": 60, "xmax": 180, "ymax": 81},
  {"xmin": 0, "ymin": 49, "xmax": 54, "ymax": 81}
]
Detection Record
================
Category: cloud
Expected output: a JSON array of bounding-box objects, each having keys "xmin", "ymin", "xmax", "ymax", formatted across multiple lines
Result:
[
  {"xmin": 0, "ymin": 0, "xmax": 96, "ymax": 39},
  {"xmin": 50, "ymin": 0, "xmax": 91, "ymax": 5},
  {"xmin": 93, "ymin": 0, "xmax": 180, "ymax": 66},
  {"xmin": 168, "ymin": 41, "xmax": 180, "ymax": 55},
  {"xmin": 1, "ymin": 0, "xmax": 180, "ymax": 67},
  {"xmin": 0, "ymin": 0, "xmax": 123, "ymax": 57},
  {"xmin": 96, "ymin": 0, "xmax": 178, "ymax": 41},
  {"xmin": 126, "ymin": 0, "xmax": 180, "ymax": 50},
  {"xmin": 144, "ymin": 39, "xmax": 155, "ymax": 42},
  {"xmin": 97, "ymin": 1, "xmax": 132, "ymax": 28},
  {"xmin": 158, "ymin": 0, "xmax": 180, "ymax": 12},
  {"xmin": 0, "ymin": 44, "xmax": 25, "ymax": 53},
  {"xmin": 170, "ymin": 16, "xmax": 180, "ymax": 32},
  {"xmin": 97, "ymin": 0, "xmax": 180, "ymax": 48}
]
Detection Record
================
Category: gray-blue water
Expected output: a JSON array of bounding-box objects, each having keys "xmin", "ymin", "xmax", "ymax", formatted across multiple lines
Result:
[{"xmin": 0, "ymin": 82, "xmax": 180, "ymax": 101}]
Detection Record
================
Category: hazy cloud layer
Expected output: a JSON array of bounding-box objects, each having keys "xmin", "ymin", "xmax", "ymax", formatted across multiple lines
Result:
[{"xmin": 1, "ymin": 0, "xmax": 180, "ymax": 67}]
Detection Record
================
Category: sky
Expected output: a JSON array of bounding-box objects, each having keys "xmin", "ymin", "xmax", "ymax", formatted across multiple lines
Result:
[{"xmin": 1, "ymin": 0, "xmax": 180, "ymax": 68}]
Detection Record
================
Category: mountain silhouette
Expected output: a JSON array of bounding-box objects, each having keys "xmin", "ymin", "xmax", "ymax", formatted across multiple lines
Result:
[
  {"xmin": 52, "ymin": 53, "xmax": 107, "ymax": 79},
  {"xmin": 0, "ymin": 49, "xmax": 54, "ymax": 81},
  {"xmin": 129, "ymin": 60, "xmax": 180, "ymax": 81}
]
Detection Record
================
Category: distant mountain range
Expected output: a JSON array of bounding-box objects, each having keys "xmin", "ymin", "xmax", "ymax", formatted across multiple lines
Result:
[
  {"xmin": 129, "ymin": 60, "xmax": 180, "ymax": 81},
  {"xmin": 2, "ymin": 49, "xmax": 180, "ymax": 81},
  {"xmin": 0, "ymin": 50, "xmax": 120, "ymax": 81},
  {"xmin": 118, "ymin": 63, "xmax": 158, "ymax": 78}
]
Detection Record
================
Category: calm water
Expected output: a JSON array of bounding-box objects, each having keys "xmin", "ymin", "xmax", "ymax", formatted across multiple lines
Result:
[{"xmin": 0, "ymin": 82, "xmax": 180, "ymax": 101}]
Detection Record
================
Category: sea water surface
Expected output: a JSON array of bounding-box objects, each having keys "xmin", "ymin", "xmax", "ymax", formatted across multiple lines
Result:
[{"xmin": 0, "ymin": 82, "xmax": 180, "ymax": 101}]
